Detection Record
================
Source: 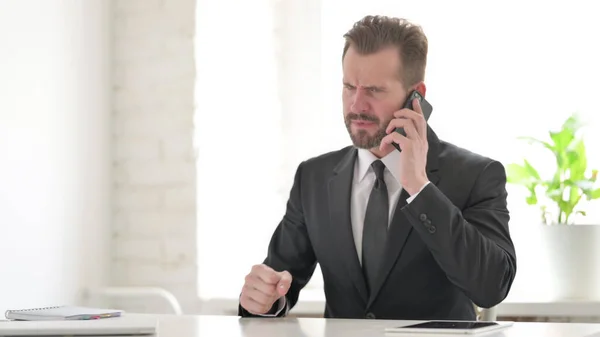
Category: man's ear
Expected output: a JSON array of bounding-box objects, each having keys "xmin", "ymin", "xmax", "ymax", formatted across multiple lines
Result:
[{"xmin": 414, "ymin": 81, "xmax": 427, "ymax": 96}]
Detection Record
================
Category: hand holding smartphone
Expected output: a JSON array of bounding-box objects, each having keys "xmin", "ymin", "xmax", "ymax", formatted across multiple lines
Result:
[{"xmin": 392, "ymin": 90, "xmax": 433, "ymax": 152}]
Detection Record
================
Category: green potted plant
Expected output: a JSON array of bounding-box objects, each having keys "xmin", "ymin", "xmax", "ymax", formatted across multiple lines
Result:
[
  {"xmin": 506, "ymin": 113, "xmax": 600, "ymax": 300},
  {"xmin": 506, "ymin": 114, "xmax": 600, "ymax": 224}
]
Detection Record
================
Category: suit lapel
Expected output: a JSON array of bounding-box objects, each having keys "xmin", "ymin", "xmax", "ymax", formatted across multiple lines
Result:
[
  {"xmin": 367, "ymin": 125, "xmax": 442, "ymax": 307},
  {"xmin": 327, "ymin": 147, "xmax": 369, "ymax": 304}
]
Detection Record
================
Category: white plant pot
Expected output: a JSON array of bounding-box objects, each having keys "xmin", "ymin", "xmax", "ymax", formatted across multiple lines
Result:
[
  {"xmin": 509, "ymin": 224, "xmax": 600, "ymax": 301},
  {"xmin": 540, "ymin": 224, "xmax": 600, "ymax": 300}
]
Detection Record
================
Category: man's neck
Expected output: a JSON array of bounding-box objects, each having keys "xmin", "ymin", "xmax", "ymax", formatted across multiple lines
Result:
[{"xmin": 368, "ymin": 147, "xmax": 393, "ymax": 159}]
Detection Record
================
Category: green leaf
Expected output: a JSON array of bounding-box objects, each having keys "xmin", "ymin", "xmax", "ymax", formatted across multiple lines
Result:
[
  {"xmin": 577, "ymin": 210, "xmax": 587, "ymax": 216},
  {"xmin": 517, "ymin": 136, "xmax": 554, "ymax": 152},
  {"xmin": 558, "ymin": 199, "xmax": 569, "ymax": 213},
  {"xmin": 568, "ymin": 185, "xmax": 580, "ymax": 210},
  {"xmin": 581, "ymin": 186, "xmax": 600, "ymax": 201},
  {"xmin": 523, "ymin": 159, "xmax": 541, "ymax": 180},
  {"xmin": 590, "ymin": 188, "xmax": 600, "ymax": 200},
  {"xmin": 506, "ymin": 163, "xmax": 536, "ymax": 185},
  {"xmin": 546, "ymin": 188, "xmax": 562, "ymax": 200},
  {"xmin": 550, "ymin": 131, "xmax": 573, "ymax": 152},
  {"xmin": 525, "ymin": 193, "xmax": 538, "ymax": 205},
  {"xmin": 549, "ymin": 115, "xmax": 580, "ymax": 170},
  {"xmin": 562, "ymin": 114, "xmax": 583, "ymax": 132},
  {"xmin": 572, "ymin": 180, "xmax": 596, "ymax": 192},
  {"xmin": 546, "ymin": 174, "xmax": 562, "ymax": 194},
  {"xmin": 567, "ymin": 139, "xmax": 587, "ymax": 180}
]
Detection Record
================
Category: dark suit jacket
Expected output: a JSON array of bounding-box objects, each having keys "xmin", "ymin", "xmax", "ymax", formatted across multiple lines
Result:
[{"xmin": 239, "ymin": 126, "xmax": 517, "ymax": 320}]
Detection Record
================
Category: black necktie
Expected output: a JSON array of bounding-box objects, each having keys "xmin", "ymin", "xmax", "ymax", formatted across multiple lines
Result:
[{"xmin": 362, "ymin": 160, "xmax": 389, "ymax": 293}]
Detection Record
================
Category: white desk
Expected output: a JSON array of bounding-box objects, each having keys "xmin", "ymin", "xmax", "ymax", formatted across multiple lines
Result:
[
  {"xmin": 497, "ymin": 300, "xmax": 600, "ymax": 318},
  {"xmin": 138, "ymin": 314, "xmax": 600, "ymax": 337},
  {"xmin": 201, "ymin": 290, "xmax": 600, "ymax": 319}
]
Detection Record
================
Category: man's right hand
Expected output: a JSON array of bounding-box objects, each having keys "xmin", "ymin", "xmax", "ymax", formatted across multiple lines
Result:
[{"xmin": 240, "ymin": 264, "xmax": 292, "ymax": 315}]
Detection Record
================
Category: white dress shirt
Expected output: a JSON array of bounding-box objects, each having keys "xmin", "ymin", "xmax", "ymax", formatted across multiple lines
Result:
[
  {"xmin": 264, "ymin": 148, "xmax": 428, "ymax": 316},
  {"xmin": 352, "ymin": 148, "xmax": 419, "ymax": 265}
]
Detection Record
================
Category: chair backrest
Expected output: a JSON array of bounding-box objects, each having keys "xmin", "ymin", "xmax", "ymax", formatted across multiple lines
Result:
[
  {"xmin": 474, "ymin": 304, "xmax": 497, "ymax": 321},
  {"xmin": 85, "ymin": 286, "xmax": 183, "ymax": 315}
]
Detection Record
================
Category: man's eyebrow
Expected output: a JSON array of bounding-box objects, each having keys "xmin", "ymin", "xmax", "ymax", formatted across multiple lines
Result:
[
  {"xmin": 364, "ymin": 85, "xmax": 385, "ymax": 90},
  {"xmin": 356, "ymin": 84, "xmax": 387, "ymax": 92},
  {"xmin": 343, "ymin": 82, "xmax": 386, "ymax": 91}
]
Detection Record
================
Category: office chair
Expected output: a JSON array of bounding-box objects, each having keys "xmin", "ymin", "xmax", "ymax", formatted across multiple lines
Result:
[
  {"xmin": 475, "ymin": 304, "xmax": 498, "ymax": 321},
  {"xmin": 82, "ymin": 286, "xmax": 183, "ymax": 315}
]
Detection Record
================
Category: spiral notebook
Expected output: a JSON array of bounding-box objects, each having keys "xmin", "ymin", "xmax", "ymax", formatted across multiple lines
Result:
[
  {"xmin": 0, "ymin": 316, "xmax": 157, "ymax": 336},
  {"xmin": 4, "ymin": 305, "xmax": 124, "ymax": 321}
]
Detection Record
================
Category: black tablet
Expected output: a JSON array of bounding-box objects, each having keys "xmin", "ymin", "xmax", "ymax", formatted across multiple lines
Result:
[{"xmin": 385, "ymin": 320, "xmax": 514, "ymax": 335}]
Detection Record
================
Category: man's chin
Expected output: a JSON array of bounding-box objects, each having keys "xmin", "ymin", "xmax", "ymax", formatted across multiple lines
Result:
[
  {"xmin": 354, "ymin": 144, "xmax": 380, "ymax": 150},
  {"xmin": 350, "ymin": 135, "xmax": 382, "ymax": 150}
]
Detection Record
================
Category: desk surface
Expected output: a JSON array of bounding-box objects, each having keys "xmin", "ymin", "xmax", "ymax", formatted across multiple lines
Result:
[
  {"xmin": 139, "ymin": 314, "xmax": 600, "ymax": 337},
  {"xmin": 202, "ymin": 291, "xmax": 600, "ymax": 318}
]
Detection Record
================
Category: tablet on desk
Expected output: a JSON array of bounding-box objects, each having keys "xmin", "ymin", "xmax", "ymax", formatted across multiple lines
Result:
[{"xmin": 385, "ymin": 320, "xmax": 514, "ymax": 335}]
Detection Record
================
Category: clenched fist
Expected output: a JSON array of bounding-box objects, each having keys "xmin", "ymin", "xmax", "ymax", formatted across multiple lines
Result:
[{"xmin": 240, "ymin": 264, "xmax": 292, "ymax": 315}]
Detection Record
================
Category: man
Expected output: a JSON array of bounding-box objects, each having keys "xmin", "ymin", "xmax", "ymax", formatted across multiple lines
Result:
[{"xmin": 238, "ymin": 15, "xmax": 517, "ymax": 320}]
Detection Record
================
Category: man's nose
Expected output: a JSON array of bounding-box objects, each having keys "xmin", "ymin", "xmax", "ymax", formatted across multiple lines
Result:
[{"xmin": 351, "ymin": 88, "xmax": 369, "ymax": 112}]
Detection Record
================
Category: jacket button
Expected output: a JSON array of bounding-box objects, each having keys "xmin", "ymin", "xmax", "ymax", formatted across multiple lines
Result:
[
  {"xmin": 428, "ymin": 225, "xmax": 437, "ymax": 234},
  {"xmin": 366, "ymin": 312, "xmax": 376, "ymax": 319},
  {"xmin": 419, "ymin": 214, "xmax": 427, "ymax": 221}
]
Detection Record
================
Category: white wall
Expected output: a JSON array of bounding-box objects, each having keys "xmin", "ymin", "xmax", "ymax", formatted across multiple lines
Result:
[
  {"xmin": 0, "ymin": 0, "xmax": 111, "ymax": 312},
  {"xmin": 3, "ymin": 0, "xmax": 593, "ymax": 317},
  {"xmin": 111, "ymin": 0, "xmax": 199, "ymax": 313}
]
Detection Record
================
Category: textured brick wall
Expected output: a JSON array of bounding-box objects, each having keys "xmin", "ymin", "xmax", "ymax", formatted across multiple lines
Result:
[
  {"xmin": 111, "ymin": 0, "xmax": 199, "ymax": 313},
  {"xmin": 107, "ymin": 0, "xmax": 600, "ymax": 319}
]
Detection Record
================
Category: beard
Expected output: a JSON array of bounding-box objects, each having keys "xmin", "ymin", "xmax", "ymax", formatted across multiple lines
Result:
[{"xmin": 344, "ymin": 112, "xmax": 391, "ymax": 149}]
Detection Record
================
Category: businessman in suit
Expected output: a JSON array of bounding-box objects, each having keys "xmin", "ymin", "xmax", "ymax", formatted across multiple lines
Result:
[{"xmin": 238, "ymin": 15, "xmax": 517, "ymax": 320}]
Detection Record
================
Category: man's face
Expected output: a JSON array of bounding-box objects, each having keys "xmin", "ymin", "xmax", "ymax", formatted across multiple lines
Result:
[{"xmin": 342, "ymin": 46, "xmax": 407, "ymax": 150}]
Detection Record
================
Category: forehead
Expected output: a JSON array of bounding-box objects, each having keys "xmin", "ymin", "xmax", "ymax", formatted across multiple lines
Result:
[{"xmin": 342, "ymin": 46, "xmax": 402, "ymax": 85}]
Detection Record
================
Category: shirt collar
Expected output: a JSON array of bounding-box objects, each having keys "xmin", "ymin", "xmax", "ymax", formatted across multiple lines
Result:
[{"xmin": 355, "ymin": 148, "xmax": 402, "ymax": 184}]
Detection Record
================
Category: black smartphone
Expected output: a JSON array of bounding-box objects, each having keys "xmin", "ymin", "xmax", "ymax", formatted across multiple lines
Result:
[{"xmin": 392, "ymin": 90, "xmax": 433, "ymax": 152}]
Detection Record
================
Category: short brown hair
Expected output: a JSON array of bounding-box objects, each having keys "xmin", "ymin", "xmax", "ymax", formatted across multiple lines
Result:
[{"xmin": 342, "ymin": 15, "xmax": 428, "ymax": 88}]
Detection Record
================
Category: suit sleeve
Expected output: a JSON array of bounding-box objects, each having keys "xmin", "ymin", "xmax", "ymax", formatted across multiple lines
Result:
[
  {"xmin": 401, "ymin": 160, "xmax": 517, "ymax": 309},
  {"xmin": 238, "ymin": 161, "xmax": 318, "ymax": 317}
]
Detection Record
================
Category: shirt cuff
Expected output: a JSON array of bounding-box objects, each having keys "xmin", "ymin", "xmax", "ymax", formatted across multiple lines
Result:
[
  {"xmin": 256, "ymin": 296, "xmax": 288, "ymax": 317},
  {"xmin": 406, "ymin": 181, "xmax": 430, "ymax": 204}
]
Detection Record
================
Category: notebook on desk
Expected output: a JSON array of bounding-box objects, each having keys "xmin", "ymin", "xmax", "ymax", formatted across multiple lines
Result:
[
  {"xmin": 0, "ymin": 316, "xmax": 157, "ymax": 336},
  {"xmin": 4, "ymin": 306, "xmax": 124, "ymax": 321}
]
